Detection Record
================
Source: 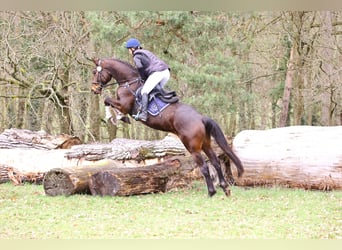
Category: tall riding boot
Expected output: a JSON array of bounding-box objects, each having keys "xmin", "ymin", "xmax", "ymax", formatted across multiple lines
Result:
[{"xmin": 137, "ymin": 93, "xmax": 148, "ymax": 122}]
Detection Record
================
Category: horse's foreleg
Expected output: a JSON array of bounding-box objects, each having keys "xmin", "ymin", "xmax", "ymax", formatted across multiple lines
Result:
[
  {"xmin": 104, "ymin": 96, "xmax": 120, "ymax": 109},
  {"xmin": 104, "ymin": 97, "xmax": 131, "ymax": 124},
  {"xmin": 192, "ymin": 152, "xmax": 216, "ymax": 197},
  {"xmin": 204, "ymin": 147, "xmax": 231, "ymax": 197},
  {"xmin": 105, "ymin": 106, "xmax": 117, "ymax": 125}
]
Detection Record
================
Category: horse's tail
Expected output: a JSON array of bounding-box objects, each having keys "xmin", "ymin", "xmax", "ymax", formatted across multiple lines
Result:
[{"xmin": 202, "ymin": 117, "xmax": 244, "ymax": 177}]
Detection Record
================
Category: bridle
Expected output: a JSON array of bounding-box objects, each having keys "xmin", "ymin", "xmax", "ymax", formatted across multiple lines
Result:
[{"xmin": 91, "ymin": 60, "xmax": 142, "ymax": 96}]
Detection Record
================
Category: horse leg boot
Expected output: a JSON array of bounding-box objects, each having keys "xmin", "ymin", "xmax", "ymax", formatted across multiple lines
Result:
[
  {"xmin": 192, "ymin": 152, "xmax": 216, "ymax": 197},
  {"xmin": 201, "ymin": 163, "xmax": 217, "ymax": 197},
  {"xmin": 204, "ymin": 147, "xmax": 231, "ymax": 197},
  {"xmin": 136, "ymin": 93, "xmax": 148, "ymax": 122}
]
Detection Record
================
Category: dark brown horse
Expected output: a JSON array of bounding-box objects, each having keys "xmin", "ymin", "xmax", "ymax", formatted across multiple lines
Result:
[{"xmin": 91, "ymin": 57, "xmax": 244, "ymax": 197}]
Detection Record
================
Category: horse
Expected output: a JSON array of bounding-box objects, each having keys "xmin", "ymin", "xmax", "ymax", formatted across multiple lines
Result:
[{"xmin": 90, "ymin": 57, "xmax": 244, "ymax": 197}]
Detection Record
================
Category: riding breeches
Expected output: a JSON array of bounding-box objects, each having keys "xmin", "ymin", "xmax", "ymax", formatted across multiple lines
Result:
[{"xmin": 141, "ymin": 69, "xmax": 170, "ymax": 95}]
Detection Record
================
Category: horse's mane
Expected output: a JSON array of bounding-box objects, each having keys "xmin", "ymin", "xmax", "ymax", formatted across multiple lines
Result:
[{"xmin": 107, "ymin": 57, "xmax": 138, "ymax": 75}]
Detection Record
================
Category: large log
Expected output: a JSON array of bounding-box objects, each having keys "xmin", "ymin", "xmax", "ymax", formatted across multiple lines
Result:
[
  {"xmin": 43, "ymin": 160, "xmax": 121, "ymax": 196},
  {"xmin": 232, "ymin": 126, "xmax": 342, "ymax": 190},
  {"xmin": 65, "ymin": 135, "xmax": 186, "ymax": 161},
  {"xmin": 0, "ymin": 134, "xmax": 188, "ymax": 185},
  {"xmin": 0, "ymin": 128, "xmax": 81, "ymax": 149},
  {"xmin": 89, "ymin": 159, "xmax": 181, "ymax": 196},
  {"xmin": 43, "ymin": 156, "xmax": 197, "ymax": 196}
]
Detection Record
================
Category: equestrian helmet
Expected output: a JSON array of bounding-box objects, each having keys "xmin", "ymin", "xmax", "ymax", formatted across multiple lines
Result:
[{"xmin": 125, "ymin": 38, "xmax": 140, "ymax": 48}]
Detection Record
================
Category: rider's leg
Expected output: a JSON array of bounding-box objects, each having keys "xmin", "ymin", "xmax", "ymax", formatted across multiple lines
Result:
[
  {"xmin": 156, "ymin": 69, "xmax": 170, "ymax": 89},
  {"xmin": 136, "ymin": 69, "xmax": 170, "ymax": 121},
  {"xmin": 141, "ymin": 69, "xmax": 170, "ymax": 94},
  {"xmin": 137, "ymin": 92, "xmax": 148, "ymax": 122}
]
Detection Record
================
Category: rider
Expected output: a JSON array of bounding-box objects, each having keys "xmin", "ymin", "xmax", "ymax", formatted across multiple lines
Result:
[{"xmin": 125, "ymin": 38, "xmax": 170, "ymax": 122}]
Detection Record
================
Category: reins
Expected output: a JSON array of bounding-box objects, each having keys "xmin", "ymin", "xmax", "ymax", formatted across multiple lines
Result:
[{"xmin": 117, "ymin": 78, "xmax": 142, "ymax": 97}]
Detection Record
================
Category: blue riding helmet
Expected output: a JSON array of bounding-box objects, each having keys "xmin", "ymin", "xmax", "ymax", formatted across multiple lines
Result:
[{"xmin": 125, "ymin": 38, "xmax": 140, "ymax": 48}]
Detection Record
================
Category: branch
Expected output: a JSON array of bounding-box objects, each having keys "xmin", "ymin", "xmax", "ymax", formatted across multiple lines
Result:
[
  {"xmin": 240, "ymin": 15, "xmax": 282, "ymax": 43},
  {"xmin": 311, "ymin": 21, "xmax": 342, "ymax": 28},
  {"xmin": 239, "ymin": 70, "xmax": 286, "ymax": 85},
  {"xmin": 0, "ymin": 76, "xmax": 30, "ymax": 89}
]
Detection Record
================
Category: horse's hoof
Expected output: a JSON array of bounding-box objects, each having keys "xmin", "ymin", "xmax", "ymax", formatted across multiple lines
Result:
[
  {"xmin": 104, "ymin": 97, "xmax": 114, "ymax": 107},
  {"xmin": 224, "ymin": 188, "xmax": 231, "ymax": 197},
  {"xmin": 208, "ymin": 190, "xmax": 217, "ymax": 197}
]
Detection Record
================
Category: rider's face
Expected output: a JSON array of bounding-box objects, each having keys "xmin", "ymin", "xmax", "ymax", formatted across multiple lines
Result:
[{"xmin": 128, "ymin": 48, "xmax": 134, "ymax": 56}]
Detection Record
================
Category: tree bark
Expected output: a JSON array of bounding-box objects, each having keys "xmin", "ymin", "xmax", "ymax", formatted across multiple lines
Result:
[
  {"xmin": 319, "ymin": 11, "xmax": 334, "ymax": 126},
  {"xmin": 0, "ymin": 128, "xmax": 81, "ymax": 150},
  {"xmin": 65, "ymin": 136, "xmax": 186, "ymax": 161},
  {"xmin": 89, "ymin": 159, "xmax": 181, "ymax": 196},
  {"xmin": 279, "ymin": 45, "xmax": 295, "ymax": 127},
  {"xmin": 43, "ymin": 157, "xmax": 195, "ymax": 196},
  {"xmin": 0, "ymin": 165, "xmax": 10, "ymax": 184},
  {"xmin": 233, "ymin": 126, "xmax": 342, "ymax": 190}
]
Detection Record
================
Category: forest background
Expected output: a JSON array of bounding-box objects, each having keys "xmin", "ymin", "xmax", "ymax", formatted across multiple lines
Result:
[{"xmin": 0, "ymin": 11, "xmax": 341, "ymax": 143}]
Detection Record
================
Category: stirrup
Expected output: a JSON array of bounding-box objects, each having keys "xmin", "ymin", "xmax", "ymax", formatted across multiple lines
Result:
[
  {"xmin": 133, "ymin": 112, "xmax": 147, "ymax": 121},
  {"xmin": 132, "ymin": 112, "xmax": 140, "ymax": 121}
]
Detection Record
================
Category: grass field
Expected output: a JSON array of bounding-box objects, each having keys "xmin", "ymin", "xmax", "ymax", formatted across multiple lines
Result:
[{"xmin": 0, "ymin": 181, "xmax": 341, "ymax": 239}]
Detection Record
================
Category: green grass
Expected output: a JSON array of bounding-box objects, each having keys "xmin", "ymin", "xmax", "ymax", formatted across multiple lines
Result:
[{"xmin": 0, "ymin": 182, "xmax": 341, "ymax": 239}]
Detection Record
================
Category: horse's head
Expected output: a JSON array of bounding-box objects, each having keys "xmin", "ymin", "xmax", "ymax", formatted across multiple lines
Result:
[
  {"xmin": 91, "ymin": 58, "xmax": 113, "ymax": 95},
  {"xmin": 90, "ymin": 57, "xmax": 142, "ymax": 115}
]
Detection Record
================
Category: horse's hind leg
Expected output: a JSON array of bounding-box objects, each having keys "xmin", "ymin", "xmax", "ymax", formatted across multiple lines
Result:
[
  {"xmin": 204, "ymin": 147, "xmax": 231, "ymax": 197},
  {"xmin": 191, "ymin": 152, "xmax": 216, "ymax": 197},
  {"xmin": 219, "ymin": 154, "xmax": 235, "ymax": 185}
]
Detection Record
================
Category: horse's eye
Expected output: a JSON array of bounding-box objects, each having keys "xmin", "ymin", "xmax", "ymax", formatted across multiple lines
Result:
[{"xmin": 92, "ymin": 69, "xmax": 97, "ymax": 75}]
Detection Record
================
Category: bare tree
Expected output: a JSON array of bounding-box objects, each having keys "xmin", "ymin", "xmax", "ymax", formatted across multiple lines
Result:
[
  {"xmin": 279, "ymin": 45, "xmax": 295, "ymax": 127},
  {"xmin": 317, "ymin": 11, "xmax": 336, "ymax": 126},
  {"xmin": 0, "ymin": 11, "xmax": 93, "ymax": 139}
]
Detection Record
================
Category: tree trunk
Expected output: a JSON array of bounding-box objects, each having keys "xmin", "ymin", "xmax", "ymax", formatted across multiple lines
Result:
[
  {"xmin": 89, "ymin": 159, "xmax": 181, "ymax": 196},
  {"xmin": 279, "ymin": 45, "xmax": 295, "ymax": 127},
  {"xmin": 88, "ymin": 94, "xmax": 101, "ymax": 142},
  {"xmin": 233, "ymin": 126, "xmax": 342, "ymax": 190},
  {"xmin": 43, "ymin": 162, "xmax": 119, "ymax": 196},
  {"xmin": 65, "ymin": 136, "xmax": 186, "ymax": 162},
  {"xmin": 43, "ymin": 157, "xmax": 196, "ymax": 196},
  {"xmin": 319, "ymin": 11, "xmax": 334, "ymax": 126}
]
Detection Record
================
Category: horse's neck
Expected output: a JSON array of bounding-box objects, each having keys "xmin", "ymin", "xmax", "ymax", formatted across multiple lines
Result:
[{"xmin": 111, "ymin": 59, "xmax": 139, "ymax": 81}]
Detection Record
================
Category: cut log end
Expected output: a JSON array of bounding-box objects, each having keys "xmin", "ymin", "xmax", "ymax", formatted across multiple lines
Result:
[{"xmin": 43, "ymin": 169, "xmax": 80, "ymax": 196}]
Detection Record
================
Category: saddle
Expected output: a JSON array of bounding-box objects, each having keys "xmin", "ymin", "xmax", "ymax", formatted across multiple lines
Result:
[
  {"xmin": 149, "ymin": 85, "xmax": 179, "ymax": 103},
  {"xmin": 136, "ymin": 85, "xmax": 179, "ymax": 116}
]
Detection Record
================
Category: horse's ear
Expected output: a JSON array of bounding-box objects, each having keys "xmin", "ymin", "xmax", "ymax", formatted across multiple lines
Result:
[{"xmin": 93, "ymin": 57, "xmax": 99, "ymax": 65}]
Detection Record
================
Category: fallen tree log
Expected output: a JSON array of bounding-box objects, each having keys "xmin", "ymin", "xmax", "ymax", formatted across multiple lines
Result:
[
  {"xmin": 0, "ymin": 128, "xmax": 81, "ymax": 150},
  {"xmin": 232, "ymin": 126, "xmax": 342, "ymax": 190},
  {"xmin": 43, "ymin": 160, "xmax": 122, "ymax": 196},
  {"xmin": 65, "ymin": 135, "xmax": 186, "ymax": 161},
  {"xmin": 89, "ymin": 159, "xmax": 181, "ymax": 196},
  {"xmin": 0, "ymin": 134, "xmax": 188, "ymax": 185},
  {"xmin": 0, "ymin": 165, "xmax": 10, "ymax": 184},
  {"xmin": 43, "ymin": 156, "xmax": 198, "ymax": 196},
  {"xmin": 0, "ymin": 163, "xmax": 45, "ymax": 185}
]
